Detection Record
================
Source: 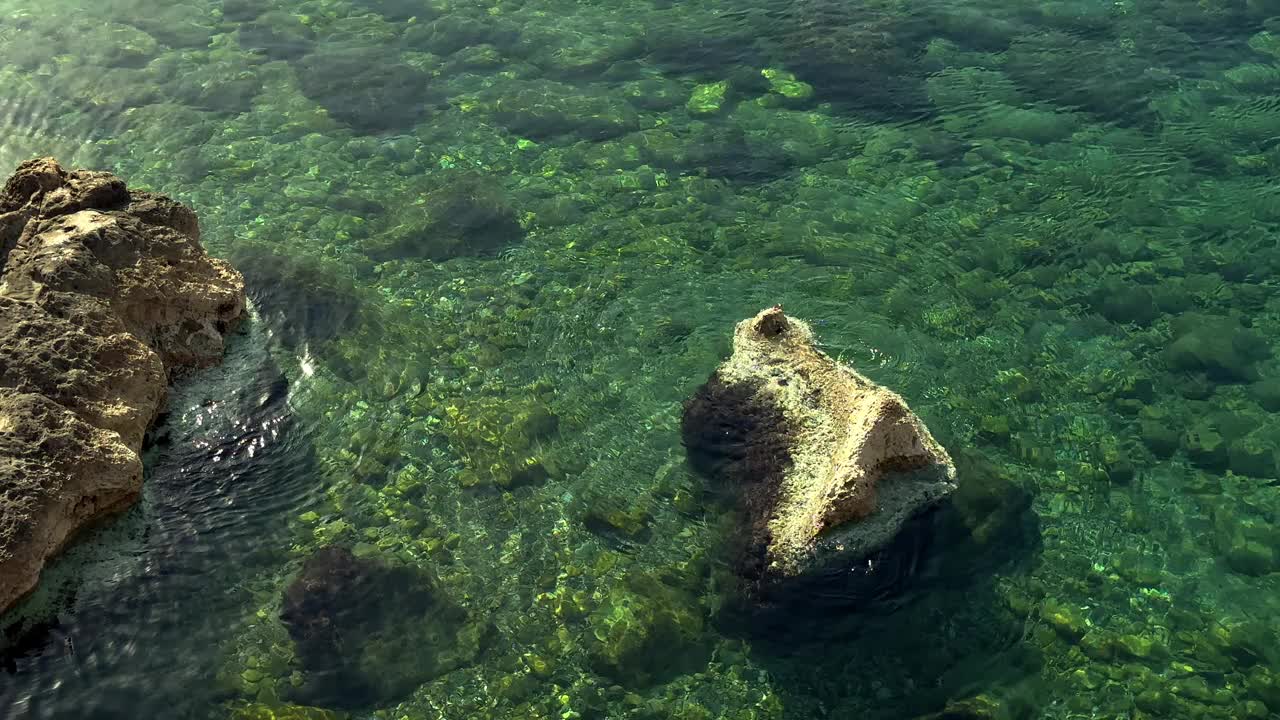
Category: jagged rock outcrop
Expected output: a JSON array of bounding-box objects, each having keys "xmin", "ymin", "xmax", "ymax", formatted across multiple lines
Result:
[
  {"xmin": 683, "ymin": 306, "xmax": 956, "ymax": 601},
  {"xmin": 0, "ymin": 157, "xmax": 245, "ymax": 614}
]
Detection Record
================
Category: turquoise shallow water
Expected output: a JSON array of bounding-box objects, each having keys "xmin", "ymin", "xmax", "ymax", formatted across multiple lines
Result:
[{"xmin": 2, "ymin": 0, "xmax": 1280, "ymax": 718}]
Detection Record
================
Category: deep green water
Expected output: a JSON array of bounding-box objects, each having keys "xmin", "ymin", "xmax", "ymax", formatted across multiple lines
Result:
[{"xmin": 3, "ymin": 0, "xmax": 1280, "ymax": 718}]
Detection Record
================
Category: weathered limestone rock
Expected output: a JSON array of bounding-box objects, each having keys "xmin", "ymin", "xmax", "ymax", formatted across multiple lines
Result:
[
  {"xmin": 0, "ymin": 157, "xmax": 245, "ymax": 613},
  {"xmin": 683, "ymin": 306, "xmax": 956, "ymax": 599}
]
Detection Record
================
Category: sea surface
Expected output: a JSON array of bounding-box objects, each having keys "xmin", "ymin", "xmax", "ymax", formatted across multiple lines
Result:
[{"xmin": 1, "ymin": 0, "xmax": 1279, "ymax": 718}]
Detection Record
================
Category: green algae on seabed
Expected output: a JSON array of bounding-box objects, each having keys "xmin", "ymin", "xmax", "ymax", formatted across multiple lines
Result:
[{"xmin": 2, "ymin": 0, "xmax": 1280, "ymax": 718}]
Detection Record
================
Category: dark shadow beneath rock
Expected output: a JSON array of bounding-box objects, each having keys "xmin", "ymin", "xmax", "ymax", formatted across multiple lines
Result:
[
  {"xmin": 281, "ymin": 546, "xmax": 490, "ymax": 709},
  {"xmin": 682, "ymin": 373, "xmax": 793, "ymax": 585},
  {"xmin": 292, "ymin": 47, "xmax": 441, "ymax": 134},
  {"xmin": 0, "ymin": 604, "xmax": 72, "ymax": 675},
  {"xmin": 716, "ymin": 447, "xmax": 1039, "ymax": 636},
  {"xmin": 720, "ymin": 450, "xmax": 1041, "ymax": 719}
]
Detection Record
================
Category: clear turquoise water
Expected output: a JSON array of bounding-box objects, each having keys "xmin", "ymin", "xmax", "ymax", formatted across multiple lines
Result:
[{"xmin": 2, "ymin": 0, "xmax": 1280, "ymax": 718}]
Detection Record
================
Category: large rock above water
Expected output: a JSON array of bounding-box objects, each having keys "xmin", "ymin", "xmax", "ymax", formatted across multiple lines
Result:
[
  {"xmin": 0, "ymin": 158, "xmax": 245, "ymax": 614},
  {"xmin": 682, "ymin": 306, "xmax": 956, "ymax": 602}
]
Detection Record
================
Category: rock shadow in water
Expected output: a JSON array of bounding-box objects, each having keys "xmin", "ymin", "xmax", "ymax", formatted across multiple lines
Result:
[{"xmin": 721, "ymin": 448, "xmax": 1043, "ymax": 719}]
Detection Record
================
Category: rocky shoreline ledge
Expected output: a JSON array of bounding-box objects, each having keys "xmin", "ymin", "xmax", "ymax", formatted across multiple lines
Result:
[{"xmin": 0, "ymin": 158, "xmax": 245, "ymax": 613}]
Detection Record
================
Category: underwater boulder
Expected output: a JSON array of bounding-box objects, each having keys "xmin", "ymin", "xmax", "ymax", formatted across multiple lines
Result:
[
  {"xmin": 369, "ymin": 172, "xmax": 525, "ymax": 261},
  {"xmin": 970, "ymin": 105, "xmax": 1080, "ymax": 145},
  {"xmin": 912, "ymin": 693, "xmax": 1005, "ymax": 719},
  {"xmin": 759, "ymin": 0, "xmax": 931, "ymax": 118},
  {"xmin": 577, "ymin": 486, "xmax": 655, "ymax": 547},
  {"xmin": 1004, "ymin": 31, "xmax": 1176, "ymax": 125},
  {"xmin": 0, "ymin": 158, "xmax": 245, "ymax": 614},
  {"xmin": 928, "ymin": 67, "xmax": 1016, "ymax": 110},
  {"xmin": 127, "ymin": 5, "xmax": 216, "ymax": 49},
  {"xmin": 280, "ymin": 545, "xmax": 490, "ymax": 709},
  {"xmin": 1213, "ymin": 503, "xmax": 1280, "ymax": 577},
  {"xmin": 485, "ymin": 78, "xmax": 639, "ymax": 141},
  {"xmin": 69, "ymin": 21, "xmax": 161, "ymax": 69},
  {"xmin": 687, "ymin": 80, "xmax": 732, "ymax": 117},
  {"xmin": 293, "ymin": 46, "xmax": 441, "ymax": 134},
  {"xmin": 237, "ymin": 12, "xmax": 314, "ymax": 60},
  {"xmin": 1165, "ymin": 313, "xmax": 1270, "ymax": 383},
  {"xmin": 619, "ymin": 77, "xmax": 688, "ymax": 111},
  {"xmin": 1090, "ymin": 280, "xmax": 1159, "ymax": 326},
  {"xmin": 1227, "ymin": 425, "xmax": 1279, "ymax": 478},
  {"xmin": 1250, "ymin": 378, "xmax": 1280, "ymax": 412},
  {"xmin": 682, "ymin": 306, "xmax": 957, "ymax": 604},
  {"xmin": 518, "ymin": 23, "xmax": 646, "ymax": 77},
  {"xmin": 445, "ymin": 43, "xmax": 505, "ymax": 72},
  {"xmin": 161, "ymin": 54, "xmax": 264, "ymax": 114},
  {"xmin": 584, "ymin": 570, "xmax": 710, "ymax": 686},
  {"xmin": 221, "ymin": 0, "xmax": 264, "ymax": 22},
  {"xmin": 230, "ymin": 703, "xmax": 346, "ymax": 720},
  {"xmin": 761, "ymin": 68, "xmax": 816, "ymax": 107},
  {"xmin": 643, "ymin": 21, "xmax": 766, "ymax": 76},
  {"xmin": 631, "ymin": 126, "xmax": 796, "ymax": 183},
  {"xmin": 403, "ymin": 13, "xmax": 518, "ymax": 56},
  {"xmin": 355, "ymin": 0, "xmax": 441, "ymax": 22}
]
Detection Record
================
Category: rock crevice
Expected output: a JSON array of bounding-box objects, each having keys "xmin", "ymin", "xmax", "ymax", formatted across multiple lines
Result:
[{"xmin": 0, "ymin": 158, "xmax": 245, "ymax": 613}]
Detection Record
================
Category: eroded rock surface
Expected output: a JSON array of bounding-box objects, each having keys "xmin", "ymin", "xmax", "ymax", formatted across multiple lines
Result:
[
  {"xmin": 0, "ymin": 157, "xmax": 245, "ymax": 613},
  {"xmin": 683, "ymin": 306, "xmax": 956, "ymax": 598}
]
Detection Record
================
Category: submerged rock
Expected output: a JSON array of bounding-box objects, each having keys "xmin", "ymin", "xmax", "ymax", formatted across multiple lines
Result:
[
  {"xmin": 404, "ymin": 13, "xmax": 517, "ymax": 56},
  {"xmin": 230, "ymin": 703, "xmax": 346, "ymax": 720},
  {"xmin": 221, "ymin": 0, "xmax": 263, "ymax": 22},
  {"xmin": 687, "ymin": 80, "xmax": 731, "ymax": 116},
  {"xmin": 584, "ymin": 570, "xmax": 710, "ymax": 687},
  {"xmin": 485, "ymin": 79, "xmax": 640, "ymax": 141},
  {"xmin": 370, "ymin": 172, "xmax": 525, "ymax": 261},
  {"xmin": 293, "ymin": 47, "xmax": 442, "ymax": 134},
  {"xmin": 237, "ymin": 13, "xmax": 314, "ymax": 60},
  {"xmin": 1165, "ymin": 313, "xmax": 1270, "ymax": 383},
  {"xmin": 0, "ymin": 157, "xmax": 245, "ymax": 614},
  {"xmin": 761, "ymin": 0, "xmax": 930, "ymax": 117},
  {"xmin": 682, "ymin": 306, "xmax": 956, "ymax": 601},
  {"xmin": 280, "ymin": 545, "xmax": 490, "ymax": 708}
]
